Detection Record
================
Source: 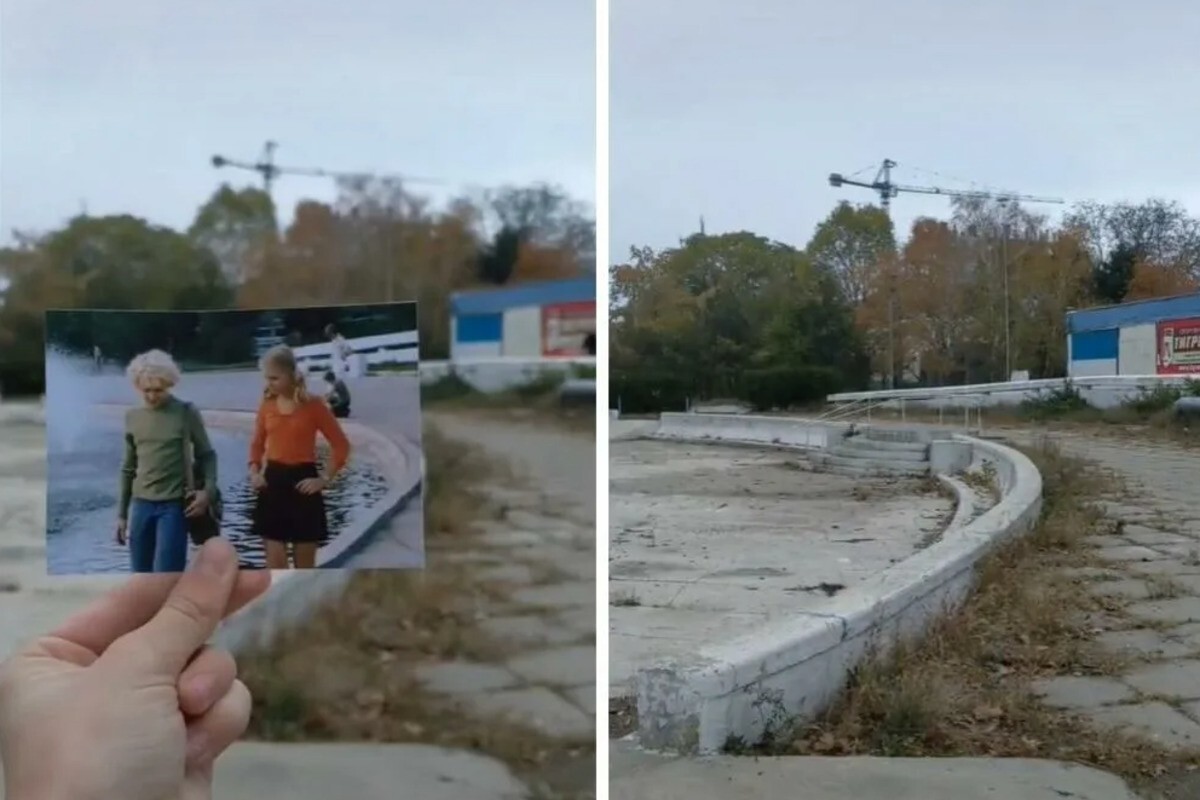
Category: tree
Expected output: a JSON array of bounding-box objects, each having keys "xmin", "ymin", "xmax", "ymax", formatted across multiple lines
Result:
[
  {"xmin": 611, "ymin": 231, "xmax": 866, "ymax": 408},
  {"xmin": 485, "ymin": 183, "xmax": 595, "ymax": 270},
  {"xmin": 805, "ymin": 201, "xmax": 896, "ymax": 305},
  {"xmin": 1065, "ymin": 199, "xmax": 1200, "ymax": 291},
  {"xmin": 188, "ymin": 184, "xmax": 278, "ymax": 284},
  {"xmin": 1125, "ymin": 258, "xmax": 1200, "ymax": 301},
  {"xmin": 0, "ymin": 215, "xmax": 233, "ymax": 393},
  {"xmin": 1092, "ymin": 242, "xmax": 1138, "ymax": 304},
  {"xmin": 1009, "ymin": 232, "xmax": 1093, "ymax": 378}
]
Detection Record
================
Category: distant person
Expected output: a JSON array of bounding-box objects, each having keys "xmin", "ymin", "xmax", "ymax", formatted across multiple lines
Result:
[
  {"xmin": 248, "ymin": 345, "xmax": 351, "ymax": 570},
  {"xmin": 93, "ymin": 344, "xmax": 102, "ymax": 372},
  {"xmin": 325, "ymin": 323, "xmax": 353, "ymax": 378},
  {"xmin": 323, "ymin": 369, "xmax": 351, "ymax": 418},
  {"xmin": 583, "ymin": 332, "xmax": 596, "ymax": 356},
  {"xmin": 117, "ymin": 350, "xmax": 216, "ymax": 573}
]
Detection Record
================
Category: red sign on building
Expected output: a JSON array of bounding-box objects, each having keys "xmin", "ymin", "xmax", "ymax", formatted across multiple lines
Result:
[
  {"xmin": 1157, "ymin": 318, "xmax": 1200, "ymax": 374},
  {"xmin": 541, "ymin": 301, "xmax": 596, "ymax": 357}
]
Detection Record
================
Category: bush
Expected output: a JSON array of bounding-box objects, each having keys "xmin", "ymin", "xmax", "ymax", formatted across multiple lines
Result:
[
  {"xmin": 611, "ymin": 370, "xmax": 690, "ymax": 415},
  {"xmin": 420, "ymin": 371, "xmax": 477, "ymax": 404},
  {"xmin": 1018, "ymin": 381, "xmax": 1091, "ymax": 420},
  {"xmin": 742, "ymin": 366, "xmax": 842, "ymax": 411}
]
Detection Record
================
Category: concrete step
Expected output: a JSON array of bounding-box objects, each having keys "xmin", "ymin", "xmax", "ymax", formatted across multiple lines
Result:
[
  {"xmin": 855, "ymin": 425, "xmax": 932, "ymax": 444},
  {"xmin": 832, "ymin": 443, "xmax": 928, "ymax": 462},
  {"xmin": 810, "ymin": 453, "xmax": 930, "ymax": 476},
  {"xmin": 839, "ymin": 436, "xmax": 929, "ymax": 456}
]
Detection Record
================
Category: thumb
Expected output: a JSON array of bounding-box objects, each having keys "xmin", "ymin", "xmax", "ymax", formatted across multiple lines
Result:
[{"xmin": 111, "ymin": 538, "xmax": 240, "ymax": 677}]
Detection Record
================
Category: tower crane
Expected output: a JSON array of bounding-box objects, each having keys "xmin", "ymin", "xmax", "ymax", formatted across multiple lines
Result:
[
  {"xmin": 827, "ymin": 158, "xmax": 1065, "ymax": 386},
  {"xmin": 828, "ymin": 158, "xmax": 1064, "ymax": 212},
  {"xmin": 210, "ymin": 140, "xmax": 444, "ymax": 199}
]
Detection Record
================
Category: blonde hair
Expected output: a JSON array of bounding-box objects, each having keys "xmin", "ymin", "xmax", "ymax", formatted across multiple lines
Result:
[
  {"xmin": 126, "ymin": 349, "xmax": 181, "ymax": 389},
  {"xmin": 259, "ymin": 344, "xmax": 310, "ymax": 402}
]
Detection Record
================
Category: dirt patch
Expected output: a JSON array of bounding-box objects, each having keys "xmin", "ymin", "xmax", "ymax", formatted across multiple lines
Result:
[
  {"xmin": 610, "ymin": 696, "xmax": 638, "ymax": 739},
  {"xmin": 746, "ymin": 439, "xmax": 1200, "ymax": 798},
  {"xmin": 240, "ymin": 423, "xmax": 594, "ymax": 800}
]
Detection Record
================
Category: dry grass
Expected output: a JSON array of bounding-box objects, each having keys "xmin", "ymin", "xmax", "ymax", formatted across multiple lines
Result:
[
  {"xmin": 770, "ymin": 440, "xmax": 1200, "ymax": 795},
  {"xmin": 238, "ymin": 422, "xmax": 594, "ymax": 799}
]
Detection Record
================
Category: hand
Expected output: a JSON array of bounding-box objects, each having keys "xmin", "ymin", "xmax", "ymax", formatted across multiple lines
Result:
[
  {"xmin": 184, "ymin": 489, "xmax": 209, "ymax": 518},
  {"xmin": 0, "ymin": 539, "xmax": 272, "ymax": 800},
  {"xmin": 295, "ymin": 477, "xmax": 328, "ymax": 495},
  {"xmin": 249, "ymin": 471, "xmax": 267, "ymax": 492},
  {"xmin": 115, "ymin": 518, "xmax": 127, "ymax": 546}
]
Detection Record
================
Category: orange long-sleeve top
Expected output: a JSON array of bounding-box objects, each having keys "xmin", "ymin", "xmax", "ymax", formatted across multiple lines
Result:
[{"xmin": 249, "ymin": 396, "xmax": 351, "ymax": 476}]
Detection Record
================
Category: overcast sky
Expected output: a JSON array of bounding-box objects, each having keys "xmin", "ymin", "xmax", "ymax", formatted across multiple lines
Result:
[
  {"xmin": 611, "ymin": 0, "xmax": 1200, "ymax": 262},
  {"xmin": 0, "ymin": 0, "xmax": 595, "ymax": 243}
]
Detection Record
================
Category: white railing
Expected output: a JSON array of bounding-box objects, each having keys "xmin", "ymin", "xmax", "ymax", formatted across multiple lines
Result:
[{"xmin": 293, "ymin": 331, "xmax": 419, "ymax": 373}]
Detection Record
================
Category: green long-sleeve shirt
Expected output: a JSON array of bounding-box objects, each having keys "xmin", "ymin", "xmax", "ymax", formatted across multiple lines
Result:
[{"xmin": 118, "ymin": 396, "xmax": 218, "ymax": 520}]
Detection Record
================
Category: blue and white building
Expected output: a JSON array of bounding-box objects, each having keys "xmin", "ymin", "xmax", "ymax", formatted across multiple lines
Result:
[
  {"xmin": 449, "ymin": 277, "xmax": 595, "ymax": 360},
  {"xmin": 1066, "ymin": 292, "xmax": 1200, "ymax": 377}
]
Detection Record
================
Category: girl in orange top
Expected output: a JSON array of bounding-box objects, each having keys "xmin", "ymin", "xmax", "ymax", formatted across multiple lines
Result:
[{"xmin": 249, "ymin": 345, "xmax": 351, "ymax": 569}]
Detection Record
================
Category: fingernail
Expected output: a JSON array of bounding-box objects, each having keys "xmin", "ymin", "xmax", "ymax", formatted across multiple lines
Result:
[
  {"xmin": 193, "ymin": 539, "xmax": 232, "ymax": 577},
  {"xmin": 188, "ymin": 673, "xmax": 216, "ymax": 704}
]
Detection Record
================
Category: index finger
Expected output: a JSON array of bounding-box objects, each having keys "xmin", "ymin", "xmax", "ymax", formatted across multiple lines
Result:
[{"xmin": 53, "ymin": 556, "xmax": 271, "ymax": 658}]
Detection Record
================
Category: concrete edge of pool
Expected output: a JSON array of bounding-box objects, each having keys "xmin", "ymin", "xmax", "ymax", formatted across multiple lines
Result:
[{"xmin": 622, "ymin": 414, "xmax": 1044, "ymax": 755}]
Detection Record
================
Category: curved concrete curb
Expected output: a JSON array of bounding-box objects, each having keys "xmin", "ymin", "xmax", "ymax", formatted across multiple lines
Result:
[{"xmin": 633, "ymin": 414, "xmax": 1042, "ymax": 754}]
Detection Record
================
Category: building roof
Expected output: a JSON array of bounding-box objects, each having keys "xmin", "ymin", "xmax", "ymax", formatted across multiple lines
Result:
[
  {"xmin": 1066, "ymin": 291, "xmax": 1200, "ymax": 333},
  {"xmin": 450, "ymin": 277, "xmax": 595, "ymax": 316}
]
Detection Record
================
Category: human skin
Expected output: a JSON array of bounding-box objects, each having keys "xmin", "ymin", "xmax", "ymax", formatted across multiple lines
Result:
[{"xmin": 0, "ymin": 538, "xmax": 270, "ymax": 800}]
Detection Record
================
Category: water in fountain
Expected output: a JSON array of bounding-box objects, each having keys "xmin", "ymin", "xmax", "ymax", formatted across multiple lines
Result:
[{"xmin": 44, "ymin": 347, "xmax": 107, "ymax": 454}]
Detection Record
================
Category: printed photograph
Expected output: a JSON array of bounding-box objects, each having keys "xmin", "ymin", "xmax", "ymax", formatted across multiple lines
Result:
[{"xmin": 44, "ymin": 302, "xmax": 423, "ymax": 574}]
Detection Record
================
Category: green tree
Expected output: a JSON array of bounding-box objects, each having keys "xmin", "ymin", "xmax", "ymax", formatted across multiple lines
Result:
[
  {"xmin": 805, "ymin": 201, "xmax": 896, "ymax": 304},
  {"xmin": 0, "ymin": 215, "xmax": 233, "ymax": 393},
  {"xmin": 188, "ymin": 184, "xmax": 279, "ymax": 284},
  {"xmin": 611, "ymin": 231, "xmax": 866, "ymax": 411}
]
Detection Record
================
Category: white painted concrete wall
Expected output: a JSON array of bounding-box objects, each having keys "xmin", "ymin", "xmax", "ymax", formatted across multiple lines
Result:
[
  {"xmin": 829, "ymin": 374, "xmax": 1194, "ymax": 410},
  {"xmin": 1071, "ymin": 358, "xmax": 1118, "ymax": 378},
  {"xmin": 451, "ymin": 342, "xmax": 503, "ymax": 359},
  {"xmin": 1119, "ymin": 323, "xmax": 1156, "ymax": 375},
  {"xmin": 502, "ymin": 305, "xmax": 543, "ymax": 357}
]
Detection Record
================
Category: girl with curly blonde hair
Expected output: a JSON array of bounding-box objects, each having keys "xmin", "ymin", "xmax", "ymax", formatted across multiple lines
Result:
[{"xmin": 248, "ymin": 345, "xmax": 351, "ymax": 569}]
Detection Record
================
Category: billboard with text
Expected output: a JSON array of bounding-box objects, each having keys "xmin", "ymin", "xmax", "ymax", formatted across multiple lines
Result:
[
  {"xmin": 1157, "ymin": 317, "xmax": 1200, "ymax": 374},
  {"xmin": 541, "ymin": 301, "xmax": 595, "ymax": 357}
]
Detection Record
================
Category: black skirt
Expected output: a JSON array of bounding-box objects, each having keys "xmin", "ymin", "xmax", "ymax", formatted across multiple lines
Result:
[{"xmin": 253, "ymin": 461, "xmax": 328, "ymax": 544}]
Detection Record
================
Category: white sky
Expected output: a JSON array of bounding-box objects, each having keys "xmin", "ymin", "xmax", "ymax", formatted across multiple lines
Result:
[
  {"xmin": 0, "ymin": 0, "xmax": 596, "ymax": 243},
  {"xmin": 611, "ymin": 0, "xmax": 1200, "ymax": 262}
]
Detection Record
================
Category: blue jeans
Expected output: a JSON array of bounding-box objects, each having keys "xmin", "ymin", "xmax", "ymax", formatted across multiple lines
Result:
[{"xmin": 128, "ymin": 499, "xmax": 188, "ymax": 573}]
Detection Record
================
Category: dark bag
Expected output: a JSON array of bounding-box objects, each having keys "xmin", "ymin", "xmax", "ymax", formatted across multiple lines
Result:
[{"xmin": 182, "ymin": 402, "xmax": 223, "ymax": 546}]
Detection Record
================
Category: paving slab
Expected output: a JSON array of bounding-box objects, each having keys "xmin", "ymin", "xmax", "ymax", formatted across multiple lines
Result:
[
  {"xmin": 464, "ymin": 686, "xmax": 593, "ymax": 740},
  {"xmin": 1030, "ymin": 675, "xmax": 1134, "ymax": 709},
  {"xmin": 609, "ymin": 749, "xmax": 1140, "ymax": 800},
  {"xmin": 1126, "ymin": 597, "xmax": 1200, "ymax": 625},
  {"xmin": 1095, "ymin": 628, "xmax": 1196, "ymax": 660},
  {"xmin": 1087, "ymin": 701, "xmax": 1200, "ymax": 749},
  {"xmin": 414, "ymin": 661, "xmax": 520, "ymax": 694},
  {"xmin": 506, "ymin": 645, "xmax": 595, "ymax": 687},
  {"xmin": 214, "ymin": 742, "xmax": 529, "ymax": 800},
  {"xmin": 1121, "ymin": 659, "xmax": 1200, "ymax": 701}
]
